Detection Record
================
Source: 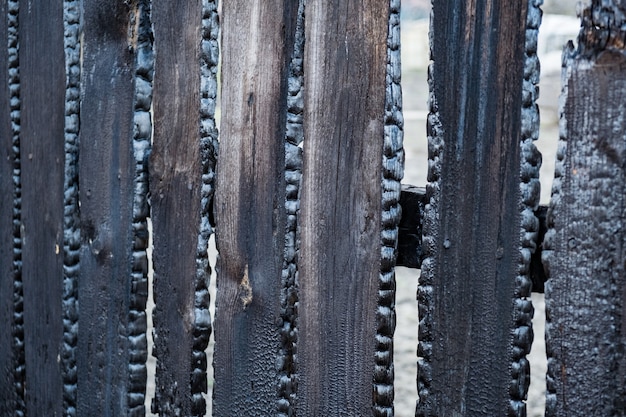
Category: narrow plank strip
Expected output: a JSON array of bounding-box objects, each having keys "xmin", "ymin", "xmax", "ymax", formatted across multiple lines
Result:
[
  {"xmin": 297, "ymin": 0, "xmax": 389, "ymax": 414},
  {"xmin": 0, "ymin": 0, "xmax": 17, "ymax": 413},
  {"xmin": 213, "ymin": 1, "xmax": 298, "ymax": 414},
  {"xmin": 18, "ymin": 0, "xmax": 65, "ymax": 414},
  {"xmin": 417, "ymin": 1, "xmax": 530, "ymax": 415},
  {"xmin": 543, "ymin": 2, "xmax": 626, "ymax": 415},
  {"xmin": 77, "ymin": 1, "xmax": 137, "ymax": 414},
  {"xmin": 150, "ymin": 0, "xmax": 204, "ymax": 414}
]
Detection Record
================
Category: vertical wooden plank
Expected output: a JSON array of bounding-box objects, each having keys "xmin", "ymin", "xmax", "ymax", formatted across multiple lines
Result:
[
  {"xmin": 543, "ymin": 2, "xmax": 626, "ymax": 415},
  {"xmin": 77, "ymin": 1, "xmax": 136, "ymax": 414},
  {"xmin": 18, "ymin": 0, "xmax": 65, "ymax": 414},
  {"xmin": 0, "ymin": 0, "xmax": 17, "ymax": 413},
  {"xmin": 417, "ymin": 1, "xmax": 531, "ymax": 416},
  {"xmin": 150, "ymin": 0, "xmax": 211, "ymax": 415},
  {"xmin": 213, "ymin": 1, "xmax": 298, "ymax": 414},
  {"xmin": 297, "ymin": 0, "xmax": 389, "ymax": 414}
]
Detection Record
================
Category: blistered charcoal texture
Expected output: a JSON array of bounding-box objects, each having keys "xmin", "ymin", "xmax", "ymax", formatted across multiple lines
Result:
[
  {"xmin": 191, "ymin": 0, "xmax": 219, "ymax": 415},
  {"xmin": 128, "ymin": 1, "xmax": 153, "ymax": 416},
  {"xmin": 7, "ymin": 1, "xmax": 26, "ymax": 414},
  {"xmin": 278, "ymin": 1, "xmax": 304, "ymax": 415},
  {"xmin": 374, "ymin": 0, "xmax": 403, "ymax": 416},
  {"xmin": 543, "ymin": 2, "xmax": 626, "ymax": 415},
  {"xmin": 61, "ymin": 1, "xmax": 81, "ymax": 415},
  {"xmin": 509, "ymin": 0, "xmax": 543, "ymax": 414}
]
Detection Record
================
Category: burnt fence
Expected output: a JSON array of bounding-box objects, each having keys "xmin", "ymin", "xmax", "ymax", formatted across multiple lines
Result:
[{"xmin": 1, "ymin": 0, "xmax": 625, "ymax": 416}]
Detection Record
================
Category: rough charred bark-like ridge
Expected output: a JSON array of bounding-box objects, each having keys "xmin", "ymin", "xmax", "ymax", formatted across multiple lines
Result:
[
  {"xmin": 509, "ymin": 0, "xmax": 543, "ymax": 415},
  {"xmin": 6, "ymin": 0, "xmax": 26, "ymax": 414},
  {"xmin": 543, "ymin": 1, "xmax": 626, "ymax": 415},
  {"xmin": 61, "ymin": 1, "xmax": 81, "ymax": 414},
  {"xmin": 191, "ymin": 0, "xmax": 219, "ymax": 415},
  {"xmin": 128, "ymin": 1, "xmax": 153, "ymax": 415},
  {"xmin": 278, "ymin": 1, "xmax": 305, "ymax": 415},
  {"xmin": 375, "ymin": 0, "xmax": 404, "ymax": 415}
]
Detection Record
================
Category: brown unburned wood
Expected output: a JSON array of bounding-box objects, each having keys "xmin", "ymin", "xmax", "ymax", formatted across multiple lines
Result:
[
  {"xmin": 18, "ymin": 0, "xmax": 65, "ymax": 414},
  {"xmin": 213, "ymin": 1, "xmax": 298, "ymax": 414},
  {"xmin": 296, "ymin": 0, "xmax": 389, "ymax": 414}
]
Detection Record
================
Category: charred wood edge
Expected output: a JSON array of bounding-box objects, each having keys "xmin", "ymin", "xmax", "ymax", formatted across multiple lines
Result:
[
  {"xmin": 374, "ymin": 0, "xmax": 403, "ymax": 415},
  {"xmin": 398, "ymin": 186, "xmax": 548, "ymax": 294},
  {"xmin": 278, "ymin": 0, "xmax": 305, "ymax": 415},
  {"xmin": 191, "ymin": 1, "xmax": 219, "ymax": 415},
  {"xmin": 128, "ymin": 1, "xmax": 153, "ymax": 416},
  {"xmin": 509, "ymin": 0, "xmax": 543, "ymax": 413},
  {"xmin": 7, "ymin": 0, "xmax": 26, "ymax": 414},
  {"xmin": 61, "ymin": 1, "xmax": 80, "ymax": 415},
  {"xmin": 541, "ymin": 2, "xmax": 626, "ymax": 414},
  {"xmin": 415, "ymin": 29, "xmax": 440, "ymax": 412}
]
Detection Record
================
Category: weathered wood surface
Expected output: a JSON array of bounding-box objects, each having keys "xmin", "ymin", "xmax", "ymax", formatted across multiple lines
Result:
[
  {"xmin": 213, "ymin": 1, "xmax": 298, "ymax": 414},
  {"xmin": 76, "ymin": 1, "xmax": 137, "ymax": 414},
  {"xmin": 18, "ymin": 0, "xmax": 66, "ymax": 414},
  {"xmin": 297, "ymin": 0, "xmax": 389, "ymax": 415},
  {"xmin": 543, "ymin": 2, "xmax": 626, "ymax": 415},
  {"xmin": 418, "ymin": 1, "xmax": 534, "ymax": 415},
  {"xmin": 150, "ymin": 0, "xmax": 213, "ymax": 415},
  {"xmin": 0, "ymin": 0, "xmax": 17, "ymax": 413}
]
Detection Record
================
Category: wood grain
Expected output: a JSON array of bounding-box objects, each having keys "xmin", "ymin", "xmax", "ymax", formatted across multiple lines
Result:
[
  {"xmin": 418, "ymin": 1, "xmax": 530, "ymax": 415},
  {"xmin": 150, "ymin": 0, "xmax": 204, "ymax": 414},
  {"xmin": 213, "ymin": 1, "xmax": 298, "ymax": 414},
  {"xmin": 297, "ymin": 0, "xmax": 389, "ymax": 414},
  {"xmin": 19, "ymin": 0, "xmax": 65, "ymax": 414},
  {"xmin": 77, "ymin": 1, "xmax": 136, "ymax": 414}
]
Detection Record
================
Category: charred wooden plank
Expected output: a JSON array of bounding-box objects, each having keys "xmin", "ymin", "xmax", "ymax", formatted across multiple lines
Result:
[
  {"xmin": 18, "ymin": 0, "xmax": 65, "ymax": 413},
  {"xmin": 543, "ymin": 2, "xmax": 626, "ymax": 415},
  {"xmin": 76, "ymin": 1, "xmax": 137, "ymax": 414},
  {"xmin": 417, "ymin": 1, "xmax": 531, "ymax": 415},
  {"xmin": 213, "ymin": 1, "xmax": 298, "ymax": 414},
  {"xmin": 150, "ymin": 0, "xmax": 211, "ymax": 415},
  {"xmin": 296, "ymin": 0, "xmax": 389, "ymax": 414}
]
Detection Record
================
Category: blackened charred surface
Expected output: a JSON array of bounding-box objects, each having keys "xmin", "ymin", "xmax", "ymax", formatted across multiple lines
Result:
[
  {"xmin": 530, "ymin": 205, "xmax": 548, "ymax": 293},
  {"xmin": 297, "ymin": 0, "xmax": 389, "ymax": 415},
  {"xmin": 18, "ymin": 0, "xmax": 66, "ymax": 414},
  {"xmin": 543, "ymin": 3, "xmax": 626, "ymax": 412},
  {"xmin": 149, "ymin": 0, "xmax": 204, "ymax": 415},
  {"xmin": 0, "ymin": 0, "xmax": 17, "ymax": 413},
  {"xmin": 418, "ymin": 1, "xmax": 529, "ymax": 415},
  {"xmin": 213, "ymin": 1, "xmax": 299, "ymax": 414},
  {"xmin": 77, "ymin": 0, "xmax": 137, "ymax": 415},
  {"xmin": 396, "ymin": 185, "xmax": 425, "ymax": 269}
]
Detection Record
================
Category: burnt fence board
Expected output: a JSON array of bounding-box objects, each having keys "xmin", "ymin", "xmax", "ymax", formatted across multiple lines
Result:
[
  {"xmin": 213, "ymin": 1, "xmax": 298, "ymax": 414},
  {"xmin": 297, "ymin": 0, "xmax": 389, "ymax": 415},
  {"xmin": 150, "ymin": 0, "xmax": 208, "ymax": 415},
  {"xmin": 418, "ymin": 1, "xmax": 533, "ymax": 416},
  {"xmin": 18, "ymin": 0, "xmax": 66, "ymax": 414},
  {"xmin": 76, "ymin": 1, "xmax": 137, "ymax": 414},
  {"xmin": 543, "ymin": 2, "xmax": 626, "ymax": 415},
  {"xmin": 0, "ymin": 0, "xmax": 16, "ymax": 412}
]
